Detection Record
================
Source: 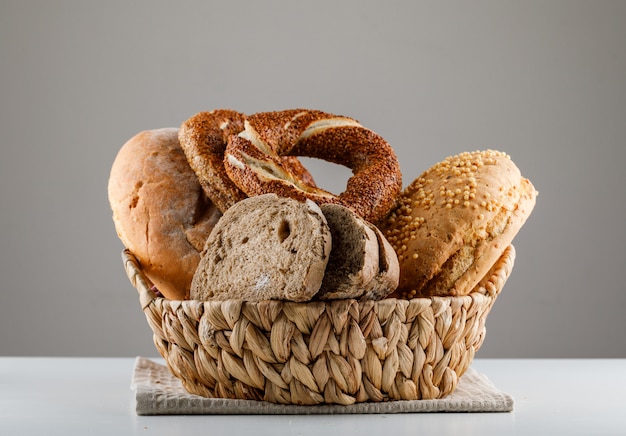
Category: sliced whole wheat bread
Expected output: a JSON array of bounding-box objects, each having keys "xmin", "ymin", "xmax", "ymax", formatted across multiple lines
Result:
[
  {"xmin": 359, "ymin": 222, "xmax": 400, "ymax": 300},
  {"xmin": 316, "ymin": 203, "xmax": 379, "ymax": 300},
  {"xmin": 190, "ymin": 193, "xmax": 331, "ymax": 302}
]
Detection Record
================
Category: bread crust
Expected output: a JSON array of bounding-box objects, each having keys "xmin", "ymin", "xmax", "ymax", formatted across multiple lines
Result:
[
  {"xmin": 108, "ymin": 128, "xmax": 221, "ymax": 299},
  {"xmin": 380, "ymin": 150, "xmax": 537, "ymax": 298}
]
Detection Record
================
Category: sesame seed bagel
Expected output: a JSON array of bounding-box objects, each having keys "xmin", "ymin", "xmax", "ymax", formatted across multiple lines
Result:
[
  {"xmin": 379, "ymin": 150, "xmax": 537, "ymax": 298},
  {"xmin": 178, "ymin": 110, "xmax": 248, "ymax": 212},
  {"xmin": 224, "ymin": 109, "xmax": 402, "ymax": 224},
  {"xmin": 179, "ymin": 110, "xmax": 318, "ymax": 212}
]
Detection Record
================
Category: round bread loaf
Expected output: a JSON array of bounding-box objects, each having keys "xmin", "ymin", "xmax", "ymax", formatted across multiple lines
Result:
[
  {"xmin": 380, "ymin": 150, "xmax": 537, "ymax": 298},
  {"xmin": 108, "ymin": 128, "xmax": 222, "ymax": 299}
]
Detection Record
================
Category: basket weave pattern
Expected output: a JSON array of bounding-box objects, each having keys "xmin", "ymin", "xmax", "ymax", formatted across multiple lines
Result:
[{"xmin": 123, "ymin": 245, "xmax": 514, "ymax": 405}]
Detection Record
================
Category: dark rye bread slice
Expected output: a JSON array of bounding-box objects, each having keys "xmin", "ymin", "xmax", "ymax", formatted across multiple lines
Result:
[
  {"xmin": 316, "ymin": 204, "xmax": 379, "ymax": 300},
  {"xmin": 190, "ymin": 193, "xmax": 331, "ymax": 302}
]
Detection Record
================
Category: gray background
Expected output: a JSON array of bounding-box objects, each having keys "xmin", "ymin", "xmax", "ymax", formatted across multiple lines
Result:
[{"xmin": 1, "ymin": 0, "xmax": 625, "ymax": 358}]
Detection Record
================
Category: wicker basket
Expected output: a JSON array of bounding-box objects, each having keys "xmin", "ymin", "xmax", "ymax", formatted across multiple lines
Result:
[{"xmin": 122, "ymin": 245, "xmax": 515, "ymax": 405}]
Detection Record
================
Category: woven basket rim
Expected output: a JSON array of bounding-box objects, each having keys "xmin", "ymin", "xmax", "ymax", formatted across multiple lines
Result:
[{"xmin": 122, "ymin": 245, "xmax": 516, "ymax": 308}]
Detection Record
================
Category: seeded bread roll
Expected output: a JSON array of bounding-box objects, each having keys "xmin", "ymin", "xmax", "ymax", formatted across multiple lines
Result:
[
  {"xmin": 316, "ymin": 203, "xmax": 380, "ymax": 300},
  {"xmin": 190, "ymin": 194, "xmax": 332, "ymax": 302},
  {"xmin": 380, "ymin": 150, "xmax": 537, "ymax": 298},
  {"xmin": 108, "ymin": 128, "xmax": 222, "ymax": 299}
]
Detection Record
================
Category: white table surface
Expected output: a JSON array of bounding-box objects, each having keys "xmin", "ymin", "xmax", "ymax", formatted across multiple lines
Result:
[{"xmin": 1, "ymin": 357, "xmax": 624, "ymax": 436}]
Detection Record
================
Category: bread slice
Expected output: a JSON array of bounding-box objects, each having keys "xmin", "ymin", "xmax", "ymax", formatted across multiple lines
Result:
[
  {"xmin": 190, "ymin": 193, "xmax": 331, "ymax": 302},
  {"xmin": 316, "ymin": 204, "xmax": 379, "ymax": 300},
  {"xmin": 359, "ymin": 223, "xmax": 400, "ymax": 300}
]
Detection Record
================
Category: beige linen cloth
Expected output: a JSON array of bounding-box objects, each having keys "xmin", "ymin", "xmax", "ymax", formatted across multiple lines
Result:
[{"xmin": 131, "ymin": 357, "xmax": 513, "ymax": 415}]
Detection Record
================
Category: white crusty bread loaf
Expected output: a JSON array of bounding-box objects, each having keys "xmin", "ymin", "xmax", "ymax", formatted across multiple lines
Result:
[
  {"xmin": 190, "ymin": 194, "xmax": 332, "ymax": 302},
  {"xmin": 108, "ymin": 128, "xmax": 222, "ymax": 300},
  {"xmin": 380, "ymin": 149, "xmax": 537, "ymax": 298},
  {"xmin": 316, "ymin": 203, "xmax": 380, "ymax": 300}
]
